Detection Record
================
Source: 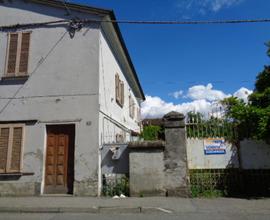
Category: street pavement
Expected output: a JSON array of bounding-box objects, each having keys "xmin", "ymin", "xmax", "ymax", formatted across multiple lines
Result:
[
  {"xmin": 0, "ymin": 197, "xmax": 269, "ymax": 219},
  {"xmin": 0, "ymin": 212, "xmax": 270, "ymax": 220}
]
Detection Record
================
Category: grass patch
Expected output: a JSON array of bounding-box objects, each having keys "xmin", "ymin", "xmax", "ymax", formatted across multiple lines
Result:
[{"xmin": 191, "ymin": 185, "xmax": 225, "ymax": 198}]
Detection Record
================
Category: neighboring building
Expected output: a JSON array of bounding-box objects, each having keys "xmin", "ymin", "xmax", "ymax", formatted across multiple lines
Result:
[
  {"xmin": 142, "ymin": 118, "xmax": 163, "ymax": 127},
  {"xmin": 0, "ymin": 0, "xmax": 145, "ymax": 196}
]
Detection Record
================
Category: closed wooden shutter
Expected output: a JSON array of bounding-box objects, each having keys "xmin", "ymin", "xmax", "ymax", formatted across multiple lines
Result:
[
  {"xmin": 115, "ymin": 74, "xmax": 119, "ymax": 102},
  {"xmin": 116, "ymin": 74, "xmax": 123, "ymax": 105},
  {"xmin": 131, "ymin": 101, "xmax": 135, "ymax": 119},
  {"xmin": 115, "ymin": 74, "xmax": 125, "ymax": 107},
  {"xmin": 19, "ymin": 33, "xmax": 30, "ymax": 75},
  {"xmin": 120, "ymin": 82, "xmax": 124, "ymax": 106},
  {"xmin": 137, "ymin": 108, "xmax": 141, "ymax": 121},
  {"xmin": 7, "ymin": 33, "xmax": 19, "ymax": 75},
  {"xmin": 129, "ymin": 96, "xmax": 135, "ymax": 119},
  {"xmin": 0, "ymin": 125, "xmax": 24, "ymax": 174},
  {"xmin": 129, "ymin": 95, "xmax": 132, "ymax": 117},
  {"xmin": 9, "ymin": 127, "xmax": 23, "ymax": 172},
  {"xmin": 0, "ymin": 128, "xmax": 10, "ymax": 173}
]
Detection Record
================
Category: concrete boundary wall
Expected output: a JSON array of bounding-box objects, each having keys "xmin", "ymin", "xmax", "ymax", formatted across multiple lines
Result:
[
  {"xmin": 187, "ymin": 138, "xmax": 270, "ymax": 170},
  {"xmin": 128, "ymin": 112, "xmax": 190, "ymax": 197},
  {"xmin": 240, "ymin": 139, "xmax": 270, "ymax": 169},
  {"xmin": 187, "ymin": 139, "xmax": 239, "ymax": 169},
  {"xmin": 128, "ymin": 141, "xmax": 165, "ymax": 197}
]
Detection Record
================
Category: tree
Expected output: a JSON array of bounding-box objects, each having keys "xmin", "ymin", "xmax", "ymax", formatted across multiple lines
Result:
[
  {"xmin": 222, "ymin": 42, "xmax": 270, "ymax": 141},
  {"xmin": 249, "ymin": 66, "xmax": 270, "ymax": 108},
  {"xmin": 267, "ymin": 42, "xmax": 270, "ymax": 57}
]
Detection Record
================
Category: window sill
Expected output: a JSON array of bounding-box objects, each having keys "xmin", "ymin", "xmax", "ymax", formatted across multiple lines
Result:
[
  {"xmin": 0, "ymin": 76, "xmax": 29, "ymax": 85},
  {"xmin": 1, "ymin": 75, "xmax": 29, "ymax": 81},
  {"xmin": 0, "ymin": 172, "xmax": 34, "ymax": 176},
  {"xmin": 0, "ymin": 172, "xmax": 34, "ymax": 181}
]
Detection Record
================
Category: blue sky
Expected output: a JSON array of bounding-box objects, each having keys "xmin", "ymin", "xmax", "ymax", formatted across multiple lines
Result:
[{"xmin": 72, "ymin": 0, "xmax": 270, "ymax": 118}]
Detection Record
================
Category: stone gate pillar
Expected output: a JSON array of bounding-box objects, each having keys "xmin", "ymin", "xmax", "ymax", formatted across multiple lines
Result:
[{"xmin": 163, "ymin": 111, "xmax": 189, "ymax": 197}]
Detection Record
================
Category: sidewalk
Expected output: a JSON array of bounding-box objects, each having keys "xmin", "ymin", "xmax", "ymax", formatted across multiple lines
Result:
[{"xmin": 0, "ymin": 196, "xmax": 270, "ymax": 214}]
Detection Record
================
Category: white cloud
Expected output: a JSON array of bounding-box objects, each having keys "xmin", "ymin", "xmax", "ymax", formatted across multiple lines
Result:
[
  {"xmin": 176, "ymin": 0, "xmax": 244, "ymax": 16},
  {"xmin": 142, "ymin": 85, "xmax": 252, "ymax": 119},
  {"xmin": 233, "ymin": 87, "xmax": 253, "ymax": 102},
  {"xmin": 169, "ymin": 90, "xmax": 183, "ymax": 99},
  {"xmin": 141, "ymin": 95, "xmax": 212, "ymax": 119},
  {"xmin": 210, "ymin": 0, "xmax": 244, "ymax": 12},
  {"xmin": 187, "ymin": 83, "xmax": 230, "ymax": 101}
]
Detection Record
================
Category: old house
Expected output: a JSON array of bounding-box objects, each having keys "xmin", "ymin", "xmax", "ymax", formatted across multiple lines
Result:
[{"xmin": 0, "ymin": 0, "xmax": 145, "ymax": 196}]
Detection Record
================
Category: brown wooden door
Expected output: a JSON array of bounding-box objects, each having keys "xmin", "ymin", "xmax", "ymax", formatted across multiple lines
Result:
[{"xmin": 45, "ymin": 125, "xmax": 74, "ymax": 194}]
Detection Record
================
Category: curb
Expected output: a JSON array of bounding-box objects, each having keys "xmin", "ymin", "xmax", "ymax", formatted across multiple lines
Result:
[
  {"xmin": 99, "ymin": 207, "xmax": 141, "ymax": 214},
  {"xmin": 0, "ymin": 206, "xmax": 173, "ymax": 214}
]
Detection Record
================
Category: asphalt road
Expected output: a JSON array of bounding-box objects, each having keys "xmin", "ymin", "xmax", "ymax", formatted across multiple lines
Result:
[{"xmin": 0, "ymin": 213, "xmax": 270, "ymax": 220}]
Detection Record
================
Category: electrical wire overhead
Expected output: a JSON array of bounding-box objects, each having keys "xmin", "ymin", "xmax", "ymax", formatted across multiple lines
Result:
[
  {"xmin": 1, "ymin": 18, "xmax": 270, "ymax": 31},
  {"xmin": 97, "ymin": 18, "xmax": 270, "ymax": 25}
]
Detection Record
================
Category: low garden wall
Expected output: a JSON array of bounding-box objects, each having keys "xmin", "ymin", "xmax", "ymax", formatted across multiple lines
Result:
[
  {"xmin": 101, "ymin": 111, "xmax": 270, "ymax": 198},
  {"xmin": 128, "ymin": 141, "xmax": 165, "ymax": 197}
]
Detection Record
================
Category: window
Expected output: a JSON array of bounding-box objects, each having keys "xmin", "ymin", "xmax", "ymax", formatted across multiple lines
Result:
[
  {"xmin": 115, "ymin": 73, "xmax": 124, "ymax": 107},
  {"xmin": 137, "ymin": 108, "xmax": 141, "ymax": 122},
  {"xmin": 0, "ymin": 124, "xmax": 24, "ymax": 173},
  {"xmin": 129, "ymin": 95, "xmax": 135, "ymax": 119},
  {"xmin": 5, "ymin": 32, "xmax": 31, "ymax": 77},
  {"xmin": 120, "ymin": 81, "xmax": 124, "ymax": 105}
]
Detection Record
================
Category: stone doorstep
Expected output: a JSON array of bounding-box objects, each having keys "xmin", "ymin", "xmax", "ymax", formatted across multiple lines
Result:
[{"xmin": 0, "ymin": 206, "xmax": 174, "ymax": 214}]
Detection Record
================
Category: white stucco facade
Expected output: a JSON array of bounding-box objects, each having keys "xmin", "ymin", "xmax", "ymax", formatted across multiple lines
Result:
[
  {"xmin": 99, "ymin": 30, "xmax": 141, "ymax": 145},
  {"xmin": 0, "ymin": 0, "xmax": 144, "ymax": 196}
]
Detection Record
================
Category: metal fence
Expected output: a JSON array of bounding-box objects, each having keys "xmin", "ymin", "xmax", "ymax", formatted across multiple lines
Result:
[
  {"xmin": 185, "ymin": 111, "xmax": 237, "ymax": 140},
  {"xmin": 189, "ymin": 169, "xmax": 270, "ymax": 197}
]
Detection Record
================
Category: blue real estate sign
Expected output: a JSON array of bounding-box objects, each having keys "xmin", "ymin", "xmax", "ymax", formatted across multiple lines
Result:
[{"xmin": 204, "ymin": 138, "xmax": 226, "ymax": 155}]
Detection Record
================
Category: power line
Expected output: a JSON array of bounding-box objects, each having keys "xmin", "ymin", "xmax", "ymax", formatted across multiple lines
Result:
[
  {"xmin": 1, "ymin": 17, "xmax": 270, "ymax": 31},
  {"xmin": 92, "ymin": 18, "xmax": 270, "ymax": 25},
  {"xmin": 142, "ymin": 80, "xmax": 254, "ymax": 85}
]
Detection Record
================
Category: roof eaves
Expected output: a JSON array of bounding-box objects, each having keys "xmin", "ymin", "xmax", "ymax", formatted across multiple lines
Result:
[
  {"xmin": 28, "ymin": 0, "xmax": 111, "ymax": 16},
  {"xmin": 108, "ymin": 11, "xmax": 145, "ymax": 100},
  {"xmin": 28, "ymin": 0, "xmax": 145, "ymax": 100}
]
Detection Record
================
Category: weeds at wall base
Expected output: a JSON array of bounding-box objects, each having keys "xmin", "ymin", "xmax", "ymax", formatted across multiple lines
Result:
[
  {"xmin": 191, "ymin": 186, "xmax": 225, "ymax": 198},
  {"xmin": 102, "ymin": 175, "xmax": 129, "ymax": 197}
]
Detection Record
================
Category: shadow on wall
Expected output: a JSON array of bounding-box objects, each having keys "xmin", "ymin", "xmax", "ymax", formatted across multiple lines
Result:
[
  {"xmin": 0, "ymin": 78, "xmax": 28, "ymax": 85},
  {"xmin": 101, "ymin": 146, "xmax": 129, "ymax": 174},
  {"xmin": 101, "ymin": 145, "xmax": 130, "ymax": 197},
  {"xmin": 226, "ymin": 142, "xmax": 240, "ymax": 168},
  {"xmin": 0, "ymin": 175, "xmax": 22, "ymax": 181},
  {"xmin": 225, "ymin": 140, "xmax": 270, "ymax": 197}
]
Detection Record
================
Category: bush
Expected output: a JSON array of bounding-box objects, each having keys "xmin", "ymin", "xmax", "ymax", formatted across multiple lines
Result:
[{"xmin": 140, "ymin": 125, "xmax": 163, "ymax": 140}]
